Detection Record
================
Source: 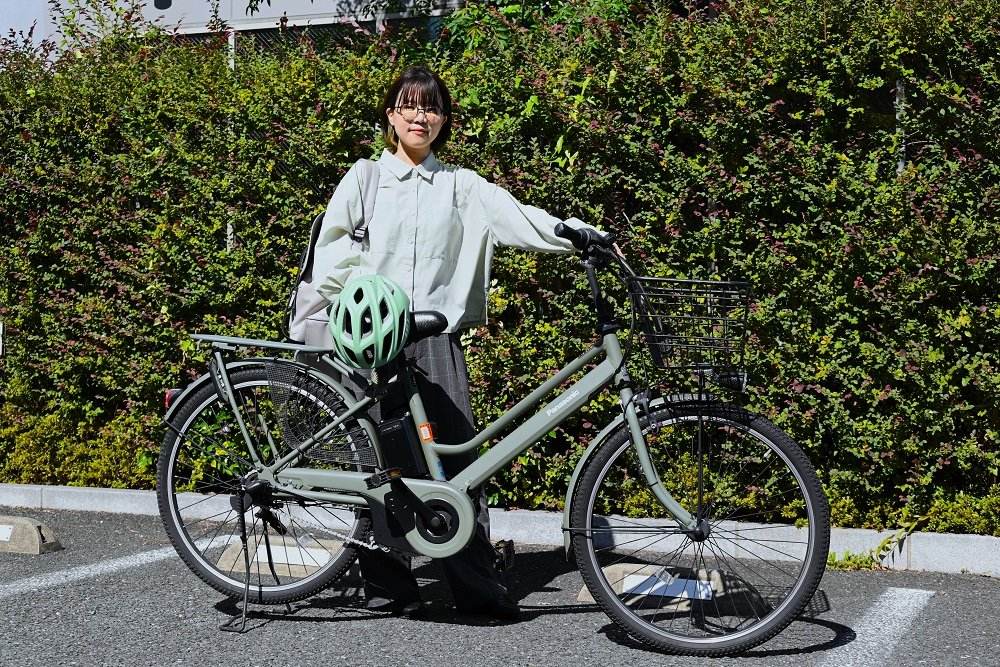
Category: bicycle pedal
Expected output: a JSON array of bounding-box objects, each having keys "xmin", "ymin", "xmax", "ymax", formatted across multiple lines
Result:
[
  {"xmin": 365, "ymin": 468, "xmax": 402, "ymax": 490},
  {"xmin": 494, "ymin": 539, "xmax": 515, "ymax": 573}
]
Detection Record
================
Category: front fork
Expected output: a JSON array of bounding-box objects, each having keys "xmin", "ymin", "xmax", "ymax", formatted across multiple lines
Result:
[{"xmin": 619, "ymin": 383, "xmax": 698, "ymax": 531}]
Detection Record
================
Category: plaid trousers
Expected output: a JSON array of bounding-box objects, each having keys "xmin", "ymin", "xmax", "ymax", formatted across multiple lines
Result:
[{"xmin": 357, "ymin": 332, "xmax": 507, "ymax": 609}]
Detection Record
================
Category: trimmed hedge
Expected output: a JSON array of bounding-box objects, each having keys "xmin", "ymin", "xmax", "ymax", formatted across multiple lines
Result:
[{"xmin": 1, "ymin": 0, "xmax": 998, "ymax": 533}]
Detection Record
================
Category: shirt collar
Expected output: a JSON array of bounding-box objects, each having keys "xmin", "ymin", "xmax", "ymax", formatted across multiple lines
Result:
[{"xmin": 380, "ymin": 149, "xmax": 440, "ymax": 183}]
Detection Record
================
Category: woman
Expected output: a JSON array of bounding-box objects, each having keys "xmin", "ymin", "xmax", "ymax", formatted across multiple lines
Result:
[{"xmin": 313, "ymin": 65, "xmax": 594, "ymax": 621}]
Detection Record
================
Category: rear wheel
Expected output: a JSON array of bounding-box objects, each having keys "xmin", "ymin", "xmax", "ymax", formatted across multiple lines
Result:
[
  {"xmin": 157, "ymin": 363, "xmax": 374, "ymax": 604},
  {"xmin": 571, "ymin": 401, "xmax": 829, "ymax": 656}
]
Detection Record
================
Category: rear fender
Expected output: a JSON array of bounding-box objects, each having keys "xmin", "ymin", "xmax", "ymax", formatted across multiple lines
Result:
[
  {"xmin": 162, "ymin": 360, "xmax": 265, "ymax": 426},
  {"xmin": 162, "ymin": 359, "xmax": 375, "ymax": 445}
]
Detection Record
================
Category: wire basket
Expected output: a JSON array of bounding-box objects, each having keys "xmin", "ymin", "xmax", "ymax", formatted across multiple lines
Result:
[
  {"xmin": 265, "ymin": 361, "xmax": 379, "ymax": 470},
  {"xmin": 628, "ymin": 277, "xmax": 751, "ymax": 373}
]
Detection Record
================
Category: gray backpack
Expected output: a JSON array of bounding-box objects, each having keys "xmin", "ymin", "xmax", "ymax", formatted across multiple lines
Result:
[{"xmin": 286, "ymin": 159, "xmax": 380, "ymax": 346}]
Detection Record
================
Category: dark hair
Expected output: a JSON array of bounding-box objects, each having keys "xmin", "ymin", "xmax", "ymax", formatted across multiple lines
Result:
[{"xmin": 380, "ymin": 65, "xmax": 452, "ymax": 153}]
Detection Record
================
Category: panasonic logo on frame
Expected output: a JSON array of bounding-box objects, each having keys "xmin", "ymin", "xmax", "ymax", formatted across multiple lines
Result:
[{"xmin": 546, "ymin": 390, "xmax": 581, "ymax": 417}]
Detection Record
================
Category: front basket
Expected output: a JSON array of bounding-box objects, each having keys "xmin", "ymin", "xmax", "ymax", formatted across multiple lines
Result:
[{"xmin": 628, "ymin": 277, "xmax": 751, "ymax": 374}]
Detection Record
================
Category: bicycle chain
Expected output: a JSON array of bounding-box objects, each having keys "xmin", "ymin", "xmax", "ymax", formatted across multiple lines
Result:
[
  {"xmin": 324, "ymin": 529, "xmax": 392, "ymax": 553},
  {"xmin": 323, "ymin": 529, "xmax": 412, "ymax": 565}
]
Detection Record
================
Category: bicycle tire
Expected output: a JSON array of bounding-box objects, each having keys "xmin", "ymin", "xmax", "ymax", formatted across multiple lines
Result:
[
  {"xmin": 570, "ymin": 401, "xmax": 830, "ymax": 656},
  {"xmin": 157, "ymin": 364, "xmax": 371, "ymax": 604}
]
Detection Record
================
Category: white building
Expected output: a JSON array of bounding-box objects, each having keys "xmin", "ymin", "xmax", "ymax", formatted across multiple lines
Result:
[
  {"xmin": 2, "ymin": 0, "xmax": 451, "ymax": 45},
  {"xmin": 3, "ymin": 0, "xmax": 59, "ymax": 42}
]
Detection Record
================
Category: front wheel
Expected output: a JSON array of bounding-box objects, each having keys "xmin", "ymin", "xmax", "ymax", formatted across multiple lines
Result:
[{"xmin": 571, "ymin": 401, "xmax": 830, "ymax": 656}]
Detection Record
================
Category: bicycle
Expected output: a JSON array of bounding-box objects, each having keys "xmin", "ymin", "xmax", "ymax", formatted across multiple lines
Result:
[{"xmin": 156, "ymin": 224, "xmax": 830, "ymax": 656}]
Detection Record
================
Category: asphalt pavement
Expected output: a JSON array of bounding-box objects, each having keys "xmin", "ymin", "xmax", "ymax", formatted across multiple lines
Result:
[{"xmin": 2, "ymin": 507, "xmax": 999, "ymax": 667}]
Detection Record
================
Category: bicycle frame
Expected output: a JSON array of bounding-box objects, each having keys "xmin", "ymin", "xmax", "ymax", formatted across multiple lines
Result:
[{"xmin": 185, "ymin": 328, "xmax": 699, "ymax": 559}]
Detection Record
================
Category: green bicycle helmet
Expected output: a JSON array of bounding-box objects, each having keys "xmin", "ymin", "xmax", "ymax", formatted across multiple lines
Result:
[{"xmin": 329, "ymin": 275, "xmax": 411, "ymax": 369}]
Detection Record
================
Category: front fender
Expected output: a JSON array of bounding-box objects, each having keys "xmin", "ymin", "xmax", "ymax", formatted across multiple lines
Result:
[{"xmin": 561, "ymin": 394, "xmax": 709, "ymax": 556}]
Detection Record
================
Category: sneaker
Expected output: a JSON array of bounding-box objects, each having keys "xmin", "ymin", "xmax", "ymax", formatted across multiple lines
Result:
[
  {"xmin": 366, "ymin": 598, "xmax": 426, "ymax": 619},
  {"xmin": 466, "ymin": 594, "xmax": 521, "ymax": 622}
]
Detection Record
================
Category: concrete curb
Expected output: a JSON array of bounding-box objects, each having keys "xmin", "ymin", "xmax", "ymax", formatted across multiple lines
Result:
[{"xmin": 2, "ymin": 483, "xmax": 996, "ymax": 576}]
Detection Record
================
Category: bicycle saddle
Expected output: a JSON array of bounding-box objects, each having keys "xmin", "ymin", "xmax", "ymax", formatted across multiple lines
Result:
[{"xmin": 407, "ymin": 311, "xmax": 448, "ymax": 345}]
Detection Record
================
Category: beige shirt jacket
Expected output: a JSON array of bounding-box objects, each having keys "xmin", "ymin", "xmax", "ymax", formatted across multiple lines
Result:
[{"xmin": 314, "ymin": 150, "xmax": 589, "ymax": 333}]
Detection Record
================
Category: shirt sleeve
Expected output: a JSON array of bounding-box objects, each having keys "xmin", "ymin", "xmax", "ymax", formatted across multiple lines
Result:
[
  {"xmin": 314, "ymin": 162, "xmax": 365, "ymax": 301},
  {"xmin": 467, "ymin": 170, "xmax": 590, "ymax": 252}
]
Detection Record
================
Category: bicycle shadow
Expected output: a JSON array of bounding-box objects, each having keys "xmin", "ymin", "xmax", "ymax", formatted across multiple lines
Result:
[
  {"xmin": 212, "ymin": 545, "xmax": 596, "ymax": 629},
  {"xmin": 597, "ymin": 587, "xmax": 857, "ymax": 658},
  {"xmin": 600, "ymin": 616, "xmax": 856, "ymax": 658},
  {"xmin": 414, "ymin": 546, "xmax": 858, "ymax": 655},
  {"xmin": 213, "ymin": 545, "xmax": 857, "ymax": 656},
  {"xmin": 404, "ymin": 545, "xmax": 606, "ymax": 626}
]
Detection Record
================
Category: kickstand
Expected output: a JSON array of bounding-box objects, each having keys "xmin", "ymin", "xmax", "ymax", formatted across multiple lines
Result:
[
  {"xmin": 219, "ymin": 490, "xmax": 296, "ymax": 633},
  {"xmin": 220, "ymin": 489, "xmax": 252, "ymax": 633},
  {"xmin": 258, "ymin": 519, "xmax": 294, "ymax": 616}
]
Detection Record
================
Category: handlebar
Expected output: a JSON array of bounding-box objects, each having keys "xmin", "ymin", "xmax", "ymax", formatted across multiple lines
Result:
[
  {"xmin": 555, "ymin": 222, "xmax": 638, "ymax": 333},
  {"xmin": 554, "ymin": 222, "xmax": 637, "ymax": 278},
  {"xmin": 554, "ymin": 222, "xmax": 613, "ymax": 251}
]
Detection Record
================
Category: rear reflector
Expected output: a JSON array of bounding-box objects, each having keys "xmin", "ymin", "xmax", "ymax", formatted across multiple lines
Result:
[{"xmin": 165, "ymin": 388, "xmax": 181, "ymax": 408}]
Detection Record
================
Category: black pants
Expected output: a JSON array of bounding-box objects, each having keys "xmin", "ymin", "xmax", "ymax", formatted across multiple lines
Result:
[{"xmin": 357, "ymin": 333, "xmax": 507, "ymax": 610}]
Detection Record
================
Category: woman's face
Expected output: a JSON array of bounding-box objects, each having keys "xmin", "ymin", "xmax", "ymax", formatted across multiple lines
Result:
[{"xmin": 386, "ymin": 91, "xmax": 447, "ymax": 160}]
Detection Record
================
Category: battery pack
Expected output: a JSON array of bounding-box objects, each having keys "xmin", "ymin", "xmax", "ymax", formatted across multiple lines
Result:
[{"xmin": 377, "ymin": 415, "xmax": 429, "ymax": 478}]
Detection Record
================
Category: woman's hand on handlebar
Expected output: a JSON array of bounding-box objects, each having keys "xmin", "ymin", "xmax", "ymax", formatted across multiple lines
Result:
[
  {"xmin": 554, "ymin": 222, "xmax": 635, "ymax": 278},
  {"xmin": 554, "ymin": 222, "xmax": 613, "ymax": 251},
  {"xmin": 554, "ymin": 222, "xmax": 625, "ymax": 258}
]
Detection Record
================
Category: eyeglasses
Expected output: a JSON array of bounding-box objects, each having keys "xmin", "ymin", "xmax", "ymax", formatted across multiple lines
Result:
[{"xmin": 394, "ymin": 104, "xmax": 445, "ymax": 122}]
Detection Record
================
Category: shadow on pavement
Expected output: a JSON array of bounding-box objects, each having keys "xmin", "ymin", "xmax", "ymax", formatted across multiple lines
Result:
[
  {"xmin": 599, "ymin": 603, "xmax": 857, "ymax": 657},
  {"xmin": 211, "ymin": 544, "xmax": 855, "ymax": 658},
  {"xmin": 212, "ymin": 545, "xmax": 592, "ymax": 629}
]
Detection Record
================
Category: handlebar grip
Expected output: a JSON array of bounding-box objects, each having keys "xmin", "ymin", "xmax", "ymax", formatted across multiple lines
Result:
[
  {"xmin": 554, "ymin": 222, "xmax": 587, "ymax": 250},
  {"xmin": 555, "ymin": 222, "xmax": 612, "ymax": 251}
]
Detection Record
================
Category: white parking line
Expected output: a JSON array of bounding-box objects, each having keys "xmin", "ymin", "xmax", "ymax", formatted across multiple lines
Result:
[
  {"xmin": 0, "ymin": 546, "xmax": 181, "ymax": 601},
  {"xmin": 0, "ymin": 537, "xmax": 236, "ymax": 601},
  {"xmin": 819, "ymin": 586, "xmax": 935, "ymax": 667}
]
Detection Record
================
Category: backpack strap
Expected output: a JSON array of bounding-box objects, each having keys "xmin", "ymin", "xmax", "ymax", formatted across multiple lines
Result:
[
  {"xmin": 351, "ymin": 159, "xmax": 380, "ymax": 244},
  {"xmin": 284, "ymin": 159, "xmax": 381, "ymax": 343},
  {"xmin": 298, "ymin": 211, "xmax": 326, "ymax": 283},
  {"xmin": 297, "ymin": 159, "xmax": 378, "ymax": 284}
]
